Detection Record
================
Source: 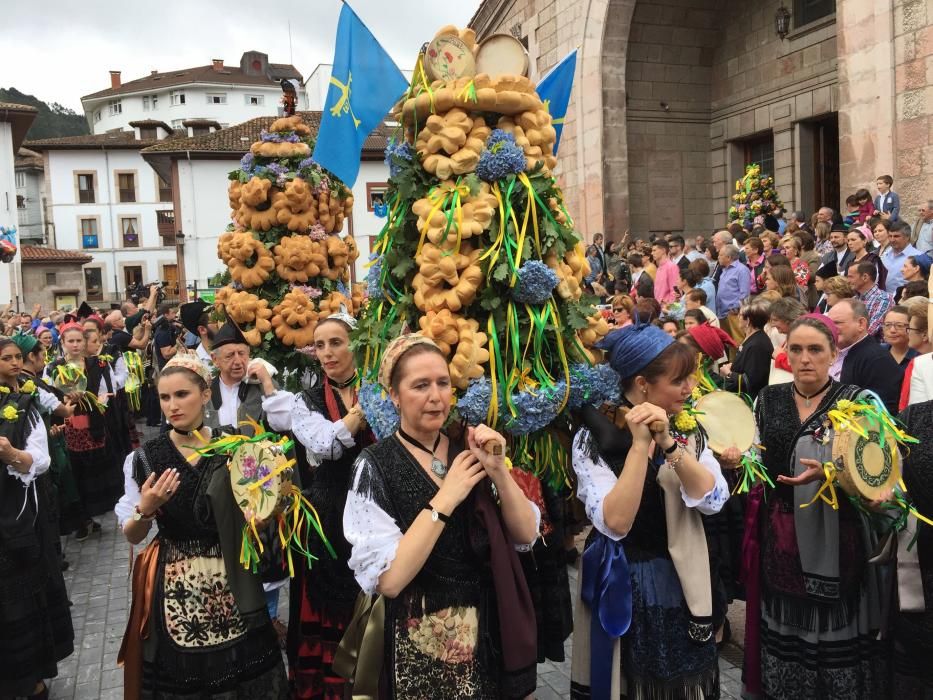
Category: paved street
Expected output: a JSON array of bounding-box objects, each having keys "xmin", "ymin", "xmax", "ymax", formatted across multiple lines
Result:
[{"xmin": 46, "ymin": 426, "xmax": 745, "ymax": 699}]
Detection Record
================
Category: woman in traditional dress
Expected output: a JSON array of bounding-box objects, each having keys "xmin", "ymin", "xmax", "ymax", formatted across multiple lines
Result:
[
  {"xmin": 45, "ymin": 322, "xmax": 120, "ymax": 540},
  {"xmin": 720, "ymin": 297, "xmax": 775, "ymax": 401},
  {"xmin": 287, "ymin": 312, "xmax": 375, "ymax": 699},
  {"xmin": 570, "ymin": 323, "xmax": 729, "ymax": 699},
  {"xmin": 742, "ymin": 314, "xmax": 889, "ymax": 698},
  {"xmin": 893, "ymin": 398, "xmax": 933, "ymax": 694},
  {"xmin": 0, "ymin": 337, "xmax": 73, "ymax": 700},
  {"xmin": 343, "ymin": 334, "xmax": 540, "ymax": 699},
  {"xmin": 115, "ymin": 355, "xmax": 288, "ymax": 699}
]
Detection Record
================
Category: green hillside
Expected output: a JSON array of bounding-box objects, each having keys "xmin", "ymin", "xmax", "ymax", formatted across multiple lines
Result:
[{"xmin": 0, "ymin": 87, "xmax": 90, "ymax": 140}]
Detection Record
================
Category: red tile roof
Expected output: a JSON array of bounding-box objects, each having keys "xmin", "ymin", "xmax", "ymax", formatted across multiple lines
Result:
[
  {"xmin": 83, "ymin": 60, "xmax": 302, "ymax": 100},
  {"xmin": 129, "ymin": 119, "xmax": 174, "ymax": 131},
  {"xmin": 25, "ymin": 130, "xmax": 168, "ymax": 151},
  {"xmin": 0, "ymin": 102, "xmax": 39, "ymax": 152},
  {"xmin": 20, "ymin": 245, "xmax": 93, "ymax": 264},
  {"xmin": 15, "ymin": 148, "xmax": 43, "ymax": 170}
]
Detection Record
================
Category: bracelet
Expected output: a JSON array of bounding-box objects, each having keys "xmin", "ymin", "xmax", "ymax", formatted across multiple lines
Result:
[
  {"xmin": 666, "ymin": 444, "xmax": 686, "ymax": 470},
  {"xmin": 663, "ymin": 440, "xmax": 679, "ymax": 455}
]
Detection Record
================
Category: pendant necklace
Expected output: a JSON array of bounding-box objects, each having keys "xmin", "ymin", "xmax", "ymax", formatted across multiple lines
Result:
[
  {"xmin": 792, "ymin": 378, "xmax": 832, "ymax": 408},
  {"xmin": 398, "ymin": 428, "xmax": 447, "ymax": 478}
]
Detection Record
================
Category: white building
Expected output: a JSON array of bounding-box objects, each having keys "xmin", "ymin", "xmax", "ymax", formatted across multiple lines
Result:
[
  {"xmin": 141, "ymin": 112, "xmax": 393, "ymax": 296},
  {"xmin": 0, "ymin": 103, "xmax": 38, "ymax": 307},
  {"xmin": 82, "ymin": 52, "xmax": 305, "ymax": 135},
  {"xmin": 26, "ymin": 126, "xmax": 188, "ymax": 305}
]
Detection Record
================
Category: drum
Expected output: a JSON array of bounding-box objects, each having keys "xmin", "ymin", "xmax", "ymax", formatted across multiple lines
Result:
[
  {"xmin": 475, "ymin": 34, "xmax": 529, "ymax": 78},
  {"xmin": 424, "ymin": 34, "xmax": 476, "ymax": 82},
  {"xmin": 692, "ymin": 391, "xmax": 756, "ymax": 455},
  {"xmin": 832, "ymin": 415, "xmax": 900, "ymax": 501},
  {"xmin": 229, "ymin": 439, "xmax": 294, "ymax": 526},
  {"xmin": 52, "ymin": 362, "xmax": 88, "ymax": 395}
]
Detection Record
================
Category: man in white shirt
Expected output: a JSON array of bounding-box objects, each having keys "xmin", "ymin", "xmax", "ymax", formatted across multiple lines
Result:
[
  {"xmin": 180, "ymin": 299, "xmax": 215, "ymax": 371},
  {"xmin": 205, "ymin": 320, "xmax": 292, "ymax": 435}
]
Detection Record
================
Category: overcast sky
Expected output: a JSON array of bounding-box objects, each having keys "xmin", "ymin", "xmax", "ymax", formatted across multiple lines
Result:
[{"xmin": 1, "ymin": 0, "xmax": 481, "ymax": 113}]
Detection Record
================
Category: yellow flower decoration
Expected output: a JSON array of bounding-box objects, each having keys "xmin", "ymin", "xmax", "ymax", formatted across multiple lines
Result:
[
  {"xmin": 2, "ymin": 405, "xmax": 20, "ymax": 421},
  {"xmin": 835, "ymin": 399, "xmax": 854, "ymax": 412},
  {"xmin": 0, "ymin": 386, "xmax": 9, "ymax": 394},
  {"xmin": 19, "ymin": 380, "xmax": 36, "ymax": 395},
  {"xmin": 673, "ymin": 411, "xmax": 698, "ymax": 433},
  {"xmin": 691, "ymin": 386, "xmax": 703, "ymax": 401}
]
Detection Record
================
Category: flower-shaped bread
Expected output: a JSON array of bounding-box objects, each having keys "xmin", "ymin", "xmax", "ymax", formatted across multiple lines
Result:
[
  {"xmin": 412, "ymin": 243, "xmax": 483, "ymax": 312},
  {"xmin": 412, "ymin": 181, "xmax": 497, "ymax": 247},
  {"xmin": 273, "ymin": 178, "xmax": 318, "ymax": 232},
  {"xmin": 225, "ymin": 232, "xmax": 275, "ymax": 288},
  {"xmin": 224, "ymin": 291, "xmax": 273, "ymax": 346},
  {"xmin": 320, "ymin": 235, "xmax": 350, "ymax": 281},
  {"xmin": 272, "ymin": 290, "xmax": 319, "ymax": 347},
  {"xmin": 449, "ymin": 317, "xmax": 490, "ymax": 390},
  {"xmin": 418, "ymin": 309, "xmax": 462, "ymax": 356},
  {"xmin": 273, "ymin": 236, "xmax": 326, "ymax": 283}
]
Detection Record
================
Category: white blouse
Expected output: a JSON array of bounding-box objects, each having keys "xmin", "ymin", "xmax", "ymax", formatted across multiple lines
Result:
[
  {"xmin": 110, "ymin": 355, "xmax": 128, "ymax": 391},
  {"xmin": 5, "ymin": 414, "xmax": 50, "ymax": 486},
  {"xmin": 215, "ymin": 380, "xmax": 293, "ymax": 433},
  {"xmin": 291, "ymin": 393, "xmax": 355, "ymax": 463},
  {"xmin": 572, "ymin": 428, "xmax": 729, "ymax": 542},
  {"xmin": 343, "ymin": 453, "xmax": 542, "ymax": 596},
  {"xmin": 114, "ymin": 451, "xmax": 140, "ymax": 527}
]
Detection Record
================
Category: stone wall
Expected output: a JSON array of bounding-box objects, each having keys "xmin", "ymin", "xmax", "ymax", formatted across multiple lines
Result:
[{"xmin": 22, "ymin": 263, "xmax": 87, "ymax": 310}]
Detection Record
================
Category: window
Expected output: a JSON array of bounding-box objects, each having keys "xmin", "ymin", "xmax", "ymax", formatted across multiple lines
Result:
[
  {"xmin": 117, "ymin": 172, "xmax": 136, "ymax": 203},
  {"xmin": 206, "ymin": 93, "xmax": 227, "ymax": 105},
  {"xmin": 84, "ymin": 268, "xmax": 103, "ymax": 302},
  {"xmin": 124, "ymin": 266, "xmax": 143, "ymax": 288},
  {"xmin": 121, "ymin": 217, "xmax": 140, "ymax": 247},
  {"xmin": 171, "ymin": 119, "xmax": 184, "ymax": 128},
  {"xmin": 143, "ymin": 95, "xmax": 159, "ymax": 111},
  {"xmin": 142, "ymin": 96, "xmax": 150, "ymax": 111},
  {"xmin": 80, "ymin": 218, "xmax": 99, "ymax": 248},
  {"xmin": 45, "ymin": 272, "xmax": 57, "ymax": 286},
  {"xmin": 794, "ymin": 0, "xmax": 835, "ymax": 27},
  {"xmin": 16, "ymin": 195, "xmax": 25, "ymax": 209},
  {"xmin": 77, "ymin": 173, "xmax": 95, "ymax": 203},
  {"xmin": 744, "ymin": 135, "xmax": 775, "ymax": 180},
  {"xmin": 158, "ymin": 175, "xmax": 173, "ymax": 202},
  {"xmin": 94, "ymin": 110, "xmax": 102, "ymax": 123},
  {"xmin": 246, "ymin": 94, "xmax": 264, "ymax": 106},
  {"xmin": 140, "ymin": 126, "xmax": 157, "ymax": 140},
  {"xmin": 151, "ymin": 94, "xmax": 158, "ymax": 110},
  {"xmin": 170, "ymin": 91, "xmax": 186, "ymax": 106},
  {"xmin": 15, "ymin": 172, "xmax": 25, "ymax": 188},
  {"xmin": 108, "ymin": 99, "xmax": 122, "ymax": 116}
]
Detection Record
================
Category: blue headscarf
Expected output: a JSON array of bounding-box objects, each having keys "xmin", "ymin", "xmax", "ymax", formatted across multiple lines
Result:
[{"xmin": 596, "ymin": 322, "xmax": 674, "ymax": 379}]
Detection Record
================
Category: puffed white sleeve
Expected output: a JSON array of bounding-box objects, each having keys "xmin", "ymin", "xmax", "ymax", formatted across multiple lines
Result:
[
  {"xmin": 98, "ymin": 365, "xmax": 114, "ymax": 404},
  {"xmin": 681, "ymin": 443, "xmax": 729, "ymax": 515},
  {"xmin": 262, "ymin": 390, "xmax": 294, "ymax": 432},
  {"xmin": 35, "ymin": 386, "xmax": 63, "ymax": 415},
  {"xmin": 111, "ymin": 355, "xmax": 128, "ymax": 390},
  {"xmin": 5, "ymin": 411, "xmax": 50, "ymax": 485},
  {"xmin": 512, "ymin": 500, "xmax": 541, "ymax": 552},
  {"xmin": 343, "ymin": 454, "xmax": 403, "ymax": 595},
  {"xmin": 114, "ymin": 452, "xmax": 141, "ymax": 527},
  {"xmin": 292, "ymin": 394, "xmax": 355, "ymax": 462},
  {"xmin": 572, "ymin": 428, "xmax": 626, "ymax": 541}
]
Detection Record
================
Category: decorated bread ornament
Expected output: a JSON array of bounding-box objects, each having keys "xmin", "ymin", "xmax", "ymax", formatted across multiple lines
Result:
[
  {"xmin": 320, "ymin": 235, "xmax": 350, "ymax": 281},
  {"xmin": 217, "ymin": 231, "xmax": 236, "ymax": 261},
  {"xmin": 413, "ymin": 243, "xmax": 483, "ymax": 312},
  {"xmin": 578, "ymin": 313, "xmax": 610, "ymax": 347},
  {"xmin": 224, "ymin": 291, "xmax": 273, "ymax": 346},
  {"xmin": 418, "ymin": 309, "xmax": 462, "ymax": 356},
  {"xmin": 268, "ymin": 115, "xmax": 312, "ymax": 136},
  {"xmin": 273, "ymin": 178, "xmax": 318, "ymax": 231},
  {"xmin": 449, "ymin": 317, "xmax": 491, "ymax": 390},
  {"xmin": 273, "ymin": 236, "xmax": 326, "ymax": 283},
  {"xmin": 272, "ymin": 290, "xmax": 319, "ymax": 347},
  {"xmin": 225, "ymin": 232, "xmax": 276, "ymax": 288},
  {"xmin": 411, "ymin": 181, "xmax": 497, "ymax": 247},
  {"xmin": 228, "ymin": 180, "xmax": 243, "ymax": 213},
  {"xmin": 236, "ymin": 177, "xmax": 278, "ymax": 231},
  {"xmin": 250, "ymin": 140, "xmax": 311, "ymax": 159}
]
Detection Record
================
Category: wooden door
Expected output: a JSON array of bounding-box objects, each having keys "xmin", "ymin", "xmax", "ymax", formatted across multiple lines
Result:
[{"xmin": 163, "ymin": 264, "xmax": 179, "ymax": 297}]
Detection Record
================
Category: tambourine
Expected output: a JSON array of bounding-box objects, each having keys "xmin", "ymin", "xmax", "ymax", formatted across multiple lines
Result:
[
  {"xmin": 475, "ymin": 34, "xmax": 529, "ymax": 78},
  {"xmin": 693, "ymin": 391, "xmax": 756, "ymax": 455},
  {"xmin": 424, "ymin": 34, "xmax": 476, "ymax": 82},
  {"xmin": 831, "ymin": 415, "xmax": 901, "ymax": 502},
  {"xmin": 229, "ymin": 439, "xmax": 294, "ymax": 525}
]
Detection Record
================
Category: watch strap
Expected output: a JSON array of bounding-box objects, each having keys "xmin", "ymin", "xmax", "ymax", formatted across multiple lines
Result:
[{"xmin": 423, "ymin": 504, "xmax": 450, "ymax": 524}]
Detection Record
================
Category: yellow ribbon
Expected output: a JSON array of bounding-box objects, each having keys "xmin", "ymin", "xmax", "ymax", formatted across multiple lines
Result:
[
  {"xmin": 547, "ymin": 300, "xmax": 572, "ymax": 413},
  {"xmin": 416, "ymin": 181, "xmax": 470, "ymax": 256},
  {"xmin": 487, "ymin": 315, "xmax": 499, "ymax": 428},
  {"xmin": 800, "ymin": 461, "xmax": 840, "ymax": 511}
]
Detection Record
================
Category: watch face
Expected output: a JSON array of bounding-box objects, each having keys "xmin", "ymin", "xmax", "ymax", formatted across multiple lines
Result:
[{"xmin": 431, "ymin": 509, "xmax": 439, "ymax": 522}]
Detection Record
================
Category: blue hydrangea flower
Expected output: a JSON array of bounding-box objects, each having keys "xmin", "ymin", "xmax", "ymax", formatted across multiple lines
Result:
[
  {"xmin": 512, "ymin": 261, "xmax": 559, "ymax": 304},
  {"xmin": 504, "ymin": 383, "xmax": 565, "ymax": 434},
  {"xmin": 260, "ymin": 129, "xmax": 300, "ymax": 143},
  {"xmin": 265, "ymin": 162, "xmax": 288, "ymax": 177},
  {"xmin": 335, "ymin": 280, "xmax": 349, "ymax": 297},
  {"xmin": 358, "ymin": 381, "xmax": 399, "ymax": 439},
  {"xmin": 568, "ymin": 364, "xmax": 621, "ymax": 409},
  {"xmin": 476, "ymin": 130, "xmax": 526, "ymax": 183},
  {"xmin": 366, "ymin": 257, "xmax": 383, "ymax": 299},
  {"xmin": 384, "ymin": 139, "xmax": 414, "ymax": 177},
  {"xmin": 298, "ymin": 157, "xmax": 315, "ymax": 170},
  {"xmin": 239, "ymin": 153, "xmax": 255, "ymax": 173},
  {"xmin": 457, "ymin": 378, "xmax": 493, "ymax": 425}
]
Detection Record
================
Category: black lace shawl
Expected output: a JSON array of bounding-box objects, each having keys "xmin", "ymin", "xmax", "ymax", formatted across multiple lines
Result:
[{"xmin": 898, "ymin": 401, "xmax": 933, "ymax": 608}]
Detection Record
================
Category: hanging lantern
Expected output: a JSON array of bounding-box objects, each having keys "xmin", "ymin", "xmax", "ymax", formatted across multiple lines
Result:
[{"xmin": 775, "ymin": 4, "xmax": 792, "ymax": 40}]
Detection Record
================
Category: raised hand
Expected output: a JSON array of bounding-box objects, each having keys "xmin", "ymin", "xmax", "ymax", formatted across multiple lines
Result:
[{"xmin": 140, "ymin": 468, "xmax": 181, "ymax": 513}]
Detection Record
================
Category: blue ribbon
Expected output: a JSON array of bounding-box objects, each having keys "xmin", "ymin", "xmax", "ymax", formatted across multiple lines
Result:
[{"xmin": 581, "ymin": 532, "xmax": 632, "ymax": 700}]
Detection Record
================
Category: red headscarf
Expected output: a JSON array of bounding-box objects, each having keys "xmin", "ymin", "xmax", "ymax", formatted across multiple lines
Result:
[
  {"xmin": 58, "ymin": 321, "xmax": 84, "ymax": 336},
  {"xmin": 687, "ymin": 322, "xmax": 737, "ymax": 361}
]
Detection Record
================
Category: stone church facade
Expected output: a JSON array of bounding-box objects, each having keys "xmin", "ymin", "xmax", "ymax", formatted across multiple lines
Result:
[{"xmin": 470, "ymin": 0, "xmax": 929, "ymax": 239}]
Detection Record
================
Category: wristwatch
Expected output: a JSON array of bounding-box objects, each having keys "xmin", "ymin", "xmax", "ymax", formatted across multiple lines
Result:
[
  {"xmin": 423, "ymin": 504, "xmax": 450, "ymax": 524},
  {"xmin": 133, "ymin": 504, "xmax": 156, "ymax": 522}
]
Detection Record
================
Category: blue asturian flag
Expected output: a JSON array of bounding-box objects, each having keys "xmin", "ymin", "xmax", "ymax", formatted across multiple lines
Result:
[
  {"xmin": 312, "ymin": 3, "xmax": 409, "ymax": 186},
  {"xmin": 535, "ymin": 49, "xmax": 577, "ymax": 154}
]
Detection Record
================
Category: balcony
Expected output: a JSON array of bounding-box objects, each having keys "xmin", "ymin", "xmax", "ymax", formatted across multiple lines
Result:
[{"xmin": 157, "ymin": 209, "xmax": 176, "ymax": 247}]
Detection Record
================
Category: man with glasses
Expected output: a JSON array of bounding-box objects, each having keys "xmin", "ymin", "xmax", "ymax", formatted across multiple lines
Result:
[
  {"xmin": 881, "ymin": 307, "xmax": 918, "ymax": 367},
  {"xmin": 668, "ymin": 235, "xmax": 690, "ymax": 272}
]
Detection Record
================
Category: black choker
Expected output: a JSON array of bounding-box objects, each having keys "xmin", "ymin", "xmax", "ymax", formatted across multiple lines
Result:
[
  {"xmin": 398, "ymin": 428, "xmax": 447, "ymax": 478},
  {"xmin": 173, "ymin": 424, "xmax": 204, "ymax": 437},
  {"xmin": 792, "ymin": 378, "xmax": 832, "ymax": 407},
  {"xmin": 329, "ymin": 371, "xmax": 358, "ymax": 389}
]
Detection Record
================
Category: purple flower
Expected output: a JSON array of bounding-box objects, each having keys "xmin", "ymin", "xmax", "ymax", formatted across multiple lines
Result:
[
  {"xmin": 296, "ymin": 345, "xmax": 317, "ymax": 358},
  {"xmin": 240, "ymin": 153, "xmax": 255, "ymax": 173},
  {"xmin": 308, "ymin": 224, "xmax": 327, "ymax": 241},
  {"xmin": 298, "ymin": 157, "xmax": 315, "ymax": 170},
  {"xmin": 293, "ymin": 284, "xmax": 323, "ymax": 299},
  {"xmin": 260, "ymin": 129, "xmax": 300, "ymax": 143},
  {"xmin": 266, "ymin": 163, "xmax": 288, "ymax": 177},
  {"xmin": 241, "ymin": 455, "xmax": 258, "ymax": 479}
]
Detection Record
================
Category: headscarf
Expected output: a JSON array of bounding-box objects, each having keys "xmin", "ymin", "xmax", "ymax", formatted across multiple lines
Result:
[
  {"xmin": 595, "ymin": 322, "xmax": 673, "ymax": 379},
  {"xmin": 377, "ymin": 333, "xmax": 441, "ymax": 391},
  {"xmin": 800, "ymin": 312, "xmax": 839, "ymax": 346},
  {"xmin": 10, "ymin": 331, "xmax": 38, "ymax": 356},
  {"xmin": 163, "ymin": 352, "xmax": 213, "ymax": 387},
  {"xmin": 687, "ymin": 322, "xmax": 736, "ymax": 361}
]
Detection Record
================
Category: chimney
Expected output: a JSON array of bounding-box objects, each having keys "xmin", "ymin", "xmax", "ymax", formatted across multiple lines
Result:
[
  {"xmin": 150, "ymin": 70, "xmax": 158, "ymax": 76},
  {"xmin": 212, "ymin": 59, "xmax": 224, "ymax": 72},
  {"xmin": 110, "ymin": 70, "xmax": 121, "ymax": 89}
]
